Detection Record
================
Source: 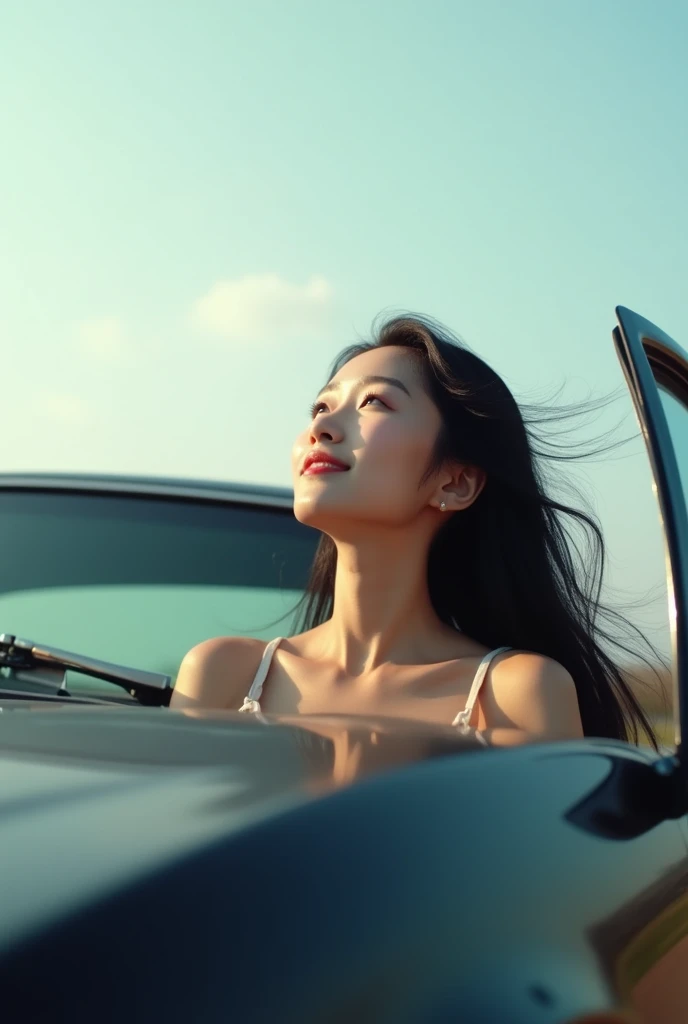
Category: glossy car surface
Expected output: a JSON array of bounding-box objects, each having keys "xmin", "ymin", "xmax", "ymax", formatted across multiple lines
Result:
[{"xmin": 1, "ymin": 307, "xmax": 688, "ymax": 1023}]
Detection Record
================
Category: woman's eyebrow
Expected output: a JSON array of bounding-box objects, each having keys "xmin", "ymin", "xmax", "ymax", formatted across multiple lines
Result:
[{"xmin": 315, "ymin": 375, "xmax": 412, "ymax": 401}]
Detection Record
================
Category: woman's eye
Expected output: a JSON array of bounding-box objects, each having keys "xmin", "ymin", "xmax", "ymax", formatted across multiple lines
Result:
[
  {"xmin": 308, "ymin": 393, "xmax": 387, "ymax": 419},
  {"xmin": 361, "ymin": 392, "xmax": 386, "ymax": 408}
]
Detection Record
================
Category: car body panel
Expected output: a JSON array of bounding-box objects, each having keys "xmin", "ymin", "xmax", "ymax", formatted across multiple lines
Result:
[{"xmin": 0, "ymin": 702, "xmax": 686, "ymax": 1022}]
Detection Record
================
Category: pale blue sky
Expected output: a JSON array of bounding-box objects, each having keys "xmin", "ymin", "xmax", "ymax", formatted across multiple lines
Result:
[{"xmin": 2, "ymin": 0, "xmax": 687, "ymax": 653}]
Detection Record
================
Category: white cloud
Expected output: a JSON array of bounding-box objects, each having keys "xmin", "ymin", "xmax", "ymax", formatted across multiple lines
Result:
[
  {"xmin": 76, "ymin": 318, "xmax": 133, "ymax": 366},
  {"xmin": 192, "ymin": 273, "xmax": 334, "ymax": 344}
]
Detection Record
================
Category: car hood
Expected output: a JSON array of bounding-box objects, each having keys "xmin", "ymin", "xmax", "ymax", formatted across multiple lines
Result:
[
  {"xmin": 0, "ymin": 701, "xmax": 491, "ymax": 792},
  {"xmin": 0, "ymin": 702, "xmax": 495, "ymax": 955}
]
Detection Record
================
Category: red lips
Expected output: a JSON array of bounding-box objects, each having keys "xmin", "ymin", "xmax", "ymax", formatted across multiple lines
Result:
[{"xmin": 302, "ymin": 449, "xmax": 350, "ymax": 473}]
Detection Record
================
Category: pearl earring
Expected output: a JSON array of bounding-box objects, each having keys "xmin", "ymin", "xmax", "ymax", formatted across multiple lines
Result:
[{"xmin": 440, "ymin": 501, "xmax": 447, "ymax": 511}]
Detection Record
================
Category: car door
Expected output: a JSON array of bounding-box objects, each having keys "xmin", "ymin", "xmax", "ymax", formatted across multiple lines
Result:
[{"xmin": 611, "ymin": 306, "xmax": 688, "ymax": 1023}]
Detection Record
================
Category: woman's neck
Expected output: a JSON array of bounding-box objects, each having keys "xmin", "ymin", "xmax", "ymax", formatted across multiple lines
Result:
[{"xmin": 316, "ymin": 533, "xmax": 456, "ymax": 676}]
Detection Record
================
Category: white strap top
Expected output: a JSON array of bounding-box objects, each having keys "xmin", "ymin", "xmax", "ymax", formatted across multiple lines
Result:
[{"xmin": 238, "ymin": 638, "xmax": 512, "ymax": 731}]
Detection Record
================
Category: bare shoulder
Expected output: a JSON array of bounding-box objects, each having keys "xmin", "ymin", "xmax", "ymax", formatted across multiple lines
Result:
[
  {"xmin": 479, "ymin": 650, "xmax": 584, "ymax": 739},
  {"xmin": 169, "ymin": 635, "xmax": 267, "ymax": 711}
]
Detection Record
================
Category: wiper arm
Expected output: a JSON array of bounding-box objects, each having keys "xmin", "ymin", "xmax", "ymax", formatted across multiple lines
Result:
[
  {"xmin": 0, "ymin": 634, "xmax": 172, "ymax": 706},
  {"xmin": 0, "ymin": 687, "xmax": 136, "ymax": 707}
]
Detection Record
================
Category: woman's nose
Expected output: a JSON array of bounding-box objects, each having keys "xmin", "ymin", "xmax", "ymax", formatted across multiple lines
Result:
[{"xmin": 310, "ymin": 413, "xmax": 342, "ymax": 444}]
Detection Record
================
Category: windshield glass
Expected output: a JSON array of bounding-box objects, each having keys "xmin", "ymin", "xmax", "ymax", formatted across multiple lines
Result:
[{"xmin": 0, "ymin": 488, "xmax": 317, "ymax": 697}]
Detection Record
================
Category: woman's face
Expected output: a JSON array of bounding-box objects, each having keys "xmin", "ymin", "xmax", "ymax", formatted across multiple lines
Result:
[{"xmin": 291, "ymin": 346, "xmax": 447, "ymax": 531}]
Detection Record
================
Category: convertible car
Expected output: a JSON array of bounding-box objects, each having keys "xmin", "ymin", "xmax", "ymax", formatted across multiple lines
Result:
[{"xmin": 0, "ymin": 307, "xmax": 687, "ymax": 1023}]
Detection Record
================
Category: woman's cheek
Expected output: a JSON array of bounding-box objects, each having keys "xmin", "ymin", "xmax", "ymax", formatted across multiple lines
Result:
[{"xmin": 370, "ymin": 421, "xmax": 431, "ymax": 464}]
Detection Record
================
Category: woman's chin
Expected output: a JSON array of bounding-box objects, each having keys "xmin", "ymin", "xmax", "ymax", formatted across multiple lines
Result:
[
  {"xmin": 292, "ymin": 498, "xmax": 330, "ymax": 526},
  {"xmin": 293, "ymin": 497, "xmax": 350, "ymax": 532}
]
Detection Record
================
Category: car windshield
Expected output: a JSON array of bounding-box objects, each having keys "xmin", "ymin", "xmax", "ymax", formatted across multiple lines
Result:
[{"xmin": 0, "ymin": 486, "xmax": 317, "ymax": 699}]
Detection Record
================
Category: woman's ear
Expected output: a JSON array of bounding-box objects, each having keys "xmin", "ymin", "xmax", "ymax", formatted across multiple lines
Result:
[{"xmin": 437, "ymin": 464, "xmax": 486, "ymax": 512}]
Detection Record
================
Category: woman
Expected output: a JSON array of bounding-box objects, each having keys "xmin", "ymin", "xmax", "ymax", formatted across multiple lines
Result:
[{"xmin": 172, "ymin": 314, "xmax": 661, "ymax": 749}]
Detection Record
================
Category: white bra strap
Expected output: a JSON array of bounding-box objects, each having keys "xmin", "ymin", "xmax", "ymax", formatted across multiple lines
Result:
[
  {"xmin": 452, "ymin": 646, "xmax": 512, "ymax": 728},
  {"xmin": 245, "ymin": 637, "xmax": 284, "ymax": 703}
]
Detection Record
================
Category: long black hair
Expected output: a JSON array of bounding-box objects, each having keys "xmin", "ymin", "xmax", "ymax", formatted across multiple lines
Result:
[{"xmin": 284, "ymin": 313, "xmax": 666, "ymax": 749}]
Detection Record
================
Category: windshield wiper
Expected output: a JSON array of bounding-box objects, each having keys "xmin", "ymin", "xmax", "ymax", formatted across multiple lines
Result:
[
  {"xmin": 0, "ymin": 687, "xmax": 136, "ymax": 707},
  {"xmin": 0, "ymin": 634, "xmax": 172, "ymax": 707}
]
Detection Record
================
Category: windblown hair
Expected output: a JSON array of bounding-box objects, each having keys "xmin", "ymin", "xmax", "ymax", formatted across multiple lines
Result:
[{"xmin": 285, "ymin": 314, "xmax": 666, "ymax": 749}]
